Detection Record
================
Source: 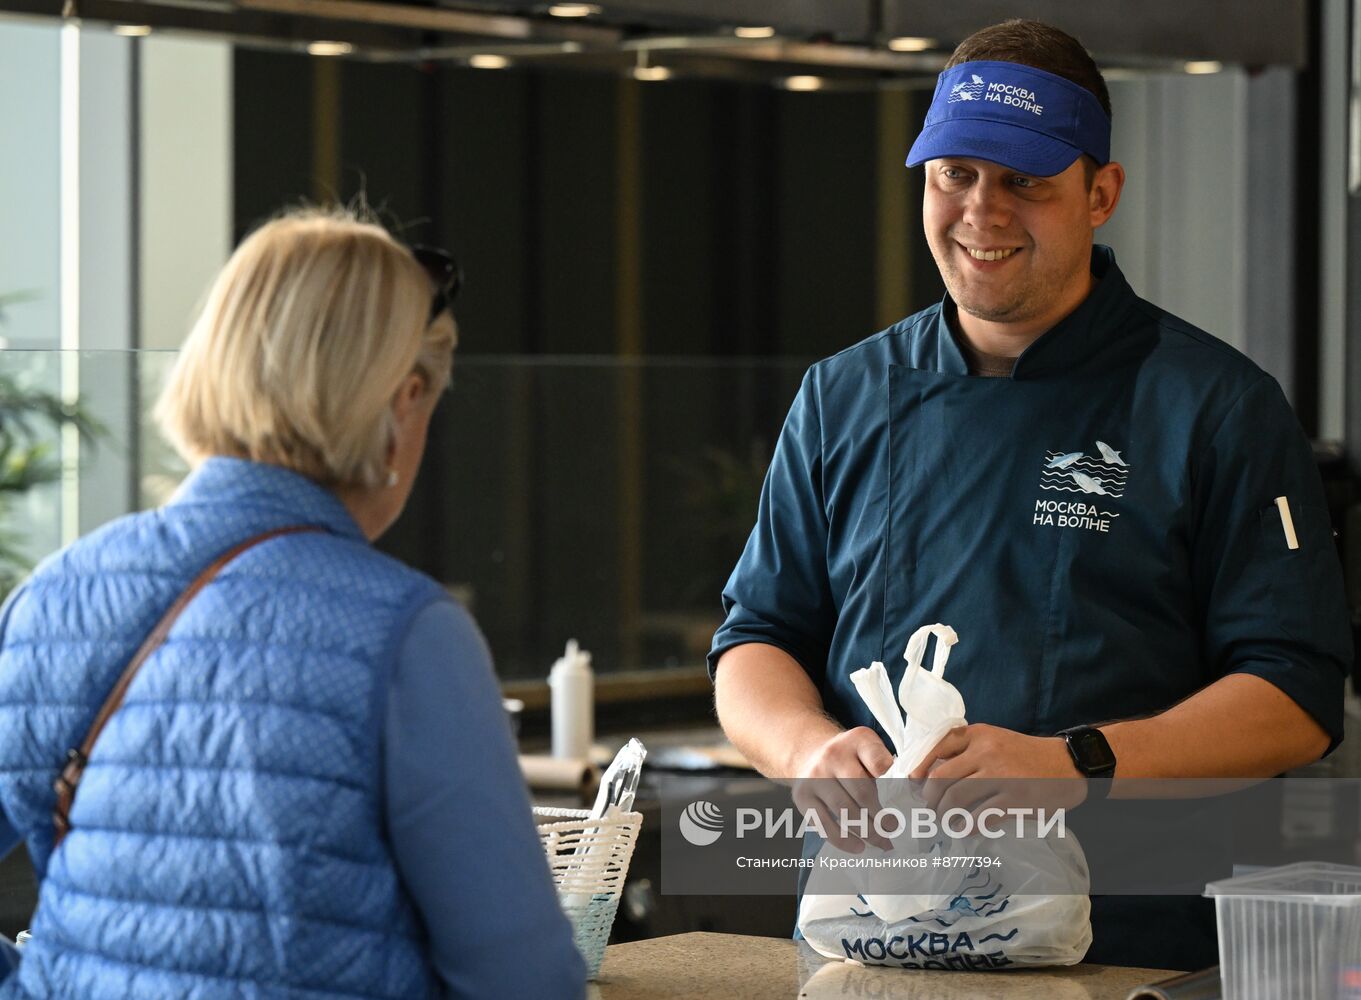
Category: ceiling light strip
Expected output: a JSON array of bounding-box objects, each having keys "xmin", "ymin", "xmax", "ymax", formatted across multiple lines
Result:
[{"xmin": 236, "ymin": 0, "xmax": 617, "ymax": 42}]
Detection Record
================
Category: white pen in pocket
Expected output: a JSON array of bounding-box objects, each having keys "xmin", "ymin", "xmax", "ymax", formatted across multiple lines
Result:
[{"xmin": 1274, "ymin": 496, "xmax": 1300, "ymax": 550}]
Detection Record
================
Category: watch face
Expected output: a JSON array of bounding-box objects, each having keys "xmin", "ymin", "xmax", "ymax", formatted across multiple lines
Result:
[{"xmin": 1070, "ymin": 729, "xmax": 1116, "ymax": 771}]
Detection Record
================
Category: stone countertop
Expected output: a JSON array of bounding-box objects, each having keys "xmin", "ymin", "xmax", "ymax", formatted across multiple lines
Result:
[{"xmin": 591, "ymin": 932, "xmax": 1180, "ymax": 999}]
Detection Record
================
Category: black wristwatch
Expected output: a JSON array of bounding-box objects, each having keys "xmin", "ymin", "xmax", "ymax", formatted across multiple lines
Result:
[{"xmin": 1056, "ymin": 725, "xmax": 1116, "ymax": 784}]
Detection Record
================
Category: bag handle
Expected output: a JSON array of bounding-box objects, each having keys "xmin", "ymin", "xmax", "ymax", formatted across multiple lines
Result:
[
  {"xmin": 849, "ymin": 661, "xmax": 911, "ymax": 760},
  {"xmin": 903, "ymin": 623, "xmax": 959, "ymax": 677},
  {"xmin": 52, "ymin": 525, "xmax": 320, "ymax": 847}
]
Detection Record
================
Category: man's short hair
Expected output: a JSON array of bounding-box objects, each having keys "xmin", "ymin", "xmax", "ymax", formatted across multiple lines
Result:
[
  {"xmin": 946, "ymin": 19, "xmax": 1111, "ymax": 119},
  {"xmin": 946, "ymin": 19, "xmax": 1111, "ymax": 184},
  {"xmin": 155, "ymin": 207, "xmax": 456, "ymax": 489}
]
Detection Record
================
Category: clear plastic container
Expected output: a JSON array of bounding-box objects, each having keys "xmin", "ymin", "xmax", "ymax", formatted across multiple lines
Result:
[{"xmin": 1205, "ymin": 862, "xmax": 1361, "ymax": 1000}]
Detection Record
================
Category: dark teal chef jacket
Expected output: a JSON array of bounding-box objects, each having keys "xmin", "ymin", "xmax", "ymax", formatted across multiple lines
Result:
[{"xmin": 709, "ymin": 246, "xmax": 1352, "ymax": 970}]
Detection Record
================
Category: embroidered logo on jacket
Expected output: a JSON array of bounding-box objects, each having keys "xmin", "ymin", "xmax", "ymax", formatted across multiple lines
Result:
[{"xmin": 1033, "ymin": 441, "xmax": 1126, "ymax": 533}]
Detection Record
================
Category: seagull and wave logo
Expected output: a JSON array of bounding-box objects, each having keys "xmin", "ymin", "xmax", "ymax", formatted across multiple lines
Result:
[
  {"xmin": 948, "ymin": 73, "xmax": 986, "ymax": 103},
  {"xmin": 679, "ymin": 800, "xmax": 724, "ymax": 846},
  {"xmin": 1040, "ymin": 441, "xmax": 1128, "ymax": 499}
]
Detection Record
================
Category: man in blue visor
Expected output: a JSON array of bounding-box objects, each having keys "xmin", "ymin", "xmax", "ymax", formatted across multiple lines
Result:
[{"xmin": 710, "ymin": 19, "xmax": 1351, "ymax": 971}]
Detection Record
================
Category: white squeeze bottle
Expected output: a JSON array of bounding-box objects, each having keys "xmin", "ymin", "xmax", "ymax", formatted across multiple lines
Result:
[{"xmin": 549, "ymin": 639, "xmax": 593, "ymax": 759}]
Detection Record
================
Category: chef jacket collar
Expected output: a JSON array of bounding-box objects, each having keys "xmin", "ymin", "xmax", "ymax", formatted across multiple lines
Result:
[{"xmin": 935, "ymin": 245, "xmax": 1133, "ymax": 380}]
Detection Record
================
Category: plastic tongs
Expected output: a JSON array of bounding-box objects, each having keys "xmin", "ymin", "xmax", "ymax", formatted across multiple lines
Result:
[{"xmin": 589, "ymin": 738, "xmax": 647, "ymax": 818}]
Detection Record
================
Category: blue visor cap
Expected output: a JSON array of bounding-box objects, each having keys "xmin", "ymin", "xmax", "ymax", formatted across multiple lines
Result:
[{"xmin": 906, "ymin": 60, "xmax": 1110, "ymax": 177}]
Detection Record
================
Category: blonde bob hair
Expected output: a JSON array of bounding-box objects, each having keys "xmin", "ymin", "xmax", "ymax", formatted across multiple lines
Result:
[{"xmin": 156, "ymin": 207, "xmax": 456, "ymax": 488}]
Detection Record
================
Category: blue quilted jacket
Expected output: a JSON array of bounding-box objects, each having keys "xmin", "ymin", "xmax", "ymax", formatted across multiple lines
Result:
[{"xmin": 0, "ymin": 458, "xmax": 453, "ymax": 998}]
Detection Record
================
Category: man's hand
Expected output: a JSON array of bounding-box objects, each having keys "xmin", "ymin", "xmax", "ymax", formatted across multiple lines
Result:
[
  {"xmin": 799, "ymin": 725, "xmax": 895, "ymax": 781},
  {"xmin": 791, "ymin": 727, "xmax": 895, "ymax": 853},
  {"xmin": 908, "ymin": 723, "xmax": 1088, "ymax": 817}
]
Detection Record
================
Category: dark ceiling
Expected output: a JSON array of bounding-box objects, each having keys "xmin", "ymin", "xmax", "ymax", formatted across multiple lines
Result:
[{"xmin": 0, "ymin": 0, "xmax": 1310, "ymax": 75}]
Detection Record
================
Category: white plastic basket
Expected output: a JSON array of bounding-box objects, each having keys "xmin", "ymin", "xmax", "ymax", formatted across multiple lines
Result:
[{"xmin": 534, "ymin": 806, "xmax": 643, "ymax": 979}]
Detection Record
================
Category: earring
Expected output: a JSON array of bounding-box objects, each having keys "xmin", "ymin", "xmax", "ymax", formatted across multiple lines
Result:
[{"xmin": 385, "ymin": 468, "xmax": 399, "ymax": 488}]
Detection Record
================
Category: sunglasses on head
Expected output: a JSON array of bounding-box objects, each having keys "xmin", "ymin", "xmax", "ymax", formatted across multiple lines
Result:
[{"xmin": 410, "ymin": 245, "xmax": 463, "ymax": 325}]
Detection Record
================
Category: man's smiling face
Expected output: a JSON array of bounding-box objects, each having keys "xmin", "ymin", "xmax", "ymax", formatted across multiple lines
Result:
[{"xmin": 923, "ymin": 156, "xmax": 1101, "ymax": 336}]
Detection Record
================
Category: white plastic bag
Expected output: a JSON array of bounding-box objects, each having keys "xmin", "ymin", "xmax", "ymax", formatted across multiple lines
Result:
[{"xmin": 796, "ymin": 624, "xmax": 1092, "ymax": 970}]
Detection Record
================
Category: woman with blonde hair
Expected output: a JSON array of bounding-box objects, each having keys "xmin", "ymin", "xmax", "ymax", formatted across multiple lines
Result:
[{"xmin": 0, "ymin": 208, "xmax": 585, "ymax": 998}]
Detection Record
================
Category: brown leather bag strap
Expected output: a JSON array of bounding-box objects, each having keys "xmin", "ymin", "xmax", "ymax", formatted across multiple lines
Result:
[{"xmin": 52, "ymin": 524, "xmax": 321, "ymax": 847}]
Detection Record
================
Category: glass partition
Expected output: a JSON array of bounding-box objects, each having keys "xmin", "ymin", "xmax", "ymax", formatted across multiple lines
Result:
[
  {"xmin": 0, "ymin": 352, "xmax": 67, "ymax": 587},
  {"xmin": 0, "ymin": 350, "xmax": 807, "ymax": 681}
]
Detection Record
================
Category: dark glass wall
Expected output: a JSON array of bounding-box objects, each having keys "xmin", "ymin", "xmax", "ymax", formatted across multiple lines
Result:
[{"xmin": 233, "ymin": 51, "xmax": 943, "ymax": 678}]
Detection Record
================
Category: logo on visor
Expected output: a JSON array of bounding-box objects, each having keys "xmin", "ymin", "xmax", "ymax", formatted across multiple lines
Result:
[
  {"xmin": 947, "ymin": 74, "xmax": 1046, "ymax": 116},
  {"xmin": 948, "ymin": 74, "xmax": 986, "ymax": 102}
]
